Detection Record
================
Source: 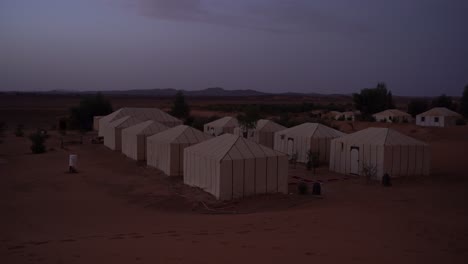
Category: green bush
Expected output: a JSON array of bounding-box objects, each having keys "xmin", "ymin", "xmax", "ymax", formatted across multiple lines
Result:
[
  {"xmin": 29, "ymin": 131, "xmax": 47, "ymax": 154},
  {"xmin": 298, "ymin": 182, "xmax": 308, "ymax": 195}
]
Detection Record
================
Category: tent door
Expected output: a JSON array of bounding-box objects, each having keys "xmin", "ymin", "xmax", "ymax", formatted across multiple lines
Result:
[
  {"xmin": 350, "ymin": 147, "xmax": 359, "ymax": 175},
  {"xmin": 287, "ymin": 138, "xmax": 294, "ymax": 157}
]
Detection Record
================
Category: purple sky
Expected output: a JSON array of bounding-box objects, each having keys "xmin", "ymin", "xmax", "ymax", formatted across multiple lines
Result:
[{"xmin": 1, "ymin": 0, "xmax": 467, "ymax": 96}]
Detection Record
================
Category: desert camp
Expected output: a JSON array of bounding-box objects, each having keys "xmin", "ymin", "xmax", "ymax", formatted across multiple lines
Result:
[{"xmin": 3, "ymin": 2, "xmax": 468, "ymax": 262}]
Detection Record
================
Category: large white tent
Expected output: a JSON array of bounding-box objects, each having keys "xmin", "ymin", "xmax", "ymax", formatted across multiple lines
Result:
[
  {"xmin": 373, "ymin": 109, "xmax": 412, "ymax": 123},
  {"xmin": 203, "ymin": 116, "xmax": 238, "ymax": 136},
  {"xmin": 121, "ymin": 120, "xmax": 168, "ymax": 161},
  {"xmin": 103, "ymin": 116, "xmax": 143, "ymax": 151},
  {"xmin": 273, "ymin": 123, "xmax": 345, "ymax": 163},
  {"xmin": 416, "ymin": 107, "xmax": 462, "ymax": 127},
  {"xmin": 146, "ymin": 125, "xmax": 212, "ymax": 176},
  {"xmin": 99, "ymin": 107, "xmax": 182, "ymax": 137},
  {"xmin": 329, "ymin": 127, "xmax": 430, "ymax": 179},
  {"xmin": 234, "ymin": 119, "xmax": 286, "ymax": 148},
  {"xmin": 184, "ymin": 134, "xmax": 288, "ymax": 200}
]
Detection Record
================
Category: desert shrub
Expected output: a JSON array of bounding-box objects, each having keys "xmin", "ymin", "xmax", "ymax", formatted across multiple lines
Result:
[
  {"xmin": 362, "ymin": 163, "xmax": 377, "ymax": 183},
  {"xmin": 456, "ymin": 118, "xmax": 466, "ymax": 126},
  {"xmin": 15, "ymin": 124, "xmax": 24, "ymax": 137},
  {"xmin": 297, "ymin": 182, "xmax": 308, "ymax": 195},
  {"xmin": 29, "ymin": 131, "xmax": 47, "ymax": 154}
]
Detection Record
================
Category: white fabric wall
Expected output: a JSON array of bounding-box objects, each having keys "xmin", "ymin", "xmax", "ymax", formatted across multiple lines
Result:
[
  {"xmin": 121, "ymin": 132, "xmax": 148, "ymax": 161},
  {"xmin": 147, "ymin": 141, "xmax": 192, "ymax": 176},
  {"xmin": 184, "ymin": 150, "xmax": 288, "ymax": 200},
  {"xmin": 204, "ymin": 125, "xmax": 235, "ymax": 136},
  {"xmin": 274, "ymin": 134, "xmax": 332, "ymax": 163},
  {"xmin": 330, "ymin": 140, "xmax": 430, "ymax": 179},
  {"xmin": 93, "ymin": 116, "xmax": 102, "ymax": 131},
  {"xmin": 103, "ymin": 126, "xmax": 124, "ymax": 150}
]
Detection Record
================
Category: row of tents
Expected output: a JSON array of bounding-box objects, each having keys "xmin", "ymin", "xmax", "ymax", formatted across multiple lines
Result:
[
  {"xmin": 94, "ymin": 107, "xmax": 431, "ymax": 200},
  {"xmin": 325, "ymin": 107, "xmax": 462, "ymax": 127}
]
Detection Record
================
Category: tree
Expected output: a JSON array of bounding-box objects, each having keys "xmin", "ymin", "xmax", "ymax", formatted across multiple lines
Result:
[
  {"xmin": 461, "ymin": 85, "xmax": 468, "ymax": 118},
  {"xmin": 353, "ymin": 83, "xmax": 394, "ymax": 117},
  {"xmin": 237, "ymin": 105, "xmax": 261, "ymax": 134},
  {"xmin": 170, "ymin": 91, "xmax": 190, "ymax": 119},
  {"xmin": 0, "ymin": 121, "xmax": 6, "ymax": 144},
  {"xmin": 29, "ymin": 130, "xmax": 47, "ymax": 154},
  {"xmin": 407, "ymin": 99, "xmax": 429, "ymax": 117},
  {"xmin": 69, "ymin": 93, "xmax": 113, "ymax": 131},
  {"xmin": 431, "ymin": 94, "xmax": 455, "ymax": 110}
]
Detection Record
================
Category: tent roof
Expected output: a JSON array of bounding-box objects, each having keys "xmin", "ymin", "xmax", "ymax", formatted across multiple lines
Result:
[
  {"xmin": 101, "ymin": 107, "xmax": 181, "ymax": 124},
  {"xmin": 417, "ymin": 107, "xmax": 462, "ymax": 117},
  {"xmin": 333, "ymin": 127, "xmax": 427, "ymax": 146},
  {"xmin": 205, "ymin": 116, "xmax": 238, "ymax": 128},
  {"xmin": 108, "ymin": 116, "xmax": 144, "ymax": 129},
  {"xmin": 255, "ymin": 119, "xmax": 286, "ymax": 132},
  {"xmin": 121, "ymin": 120, "xmax": 168, "ymax": 136},
  {"xmin": 185, "ymin": 133, "xmax": 286, "ymax": 161},
  {"xmin": 372, "ymin": 109, "xmax": 411, "ymax": 117},
  {"xmin": 277, "ymin": 123, "xmax": 345, "ymax": 138},
  {"xmin": 147, "ymin": 125, "xmax": 212, "ymax": 144}
]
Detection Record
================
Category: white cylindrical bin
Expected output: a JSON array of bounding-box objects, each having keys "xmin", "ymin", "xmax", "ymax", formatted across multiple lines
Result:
[{"xmin": 69, "ymin": 154, "xmax": 78, "ymax": 173}]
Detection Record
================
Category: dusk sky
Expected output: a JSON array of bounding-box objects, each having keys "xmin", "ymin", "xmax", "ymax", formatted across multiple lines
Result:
[{"xmin": 1, "ymin": 0, "xmax": 467, "ymax": 96}]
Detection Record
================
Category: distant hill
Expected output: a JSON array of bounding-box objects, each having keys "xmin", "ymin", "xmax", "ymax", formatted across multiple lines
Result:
[
  {"xmin": 78, "ymin": 87, "xmax": 269, "ymax": 97},
  {"xmin": 4, "ymin": 87, "xmax": 354, "ymax": 98}
]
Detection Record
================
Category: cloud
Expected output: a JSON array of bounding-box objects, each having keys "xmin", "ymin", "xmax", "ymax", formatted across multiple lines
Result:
[{"xmin": 125, "ymin": 0, "xmax": 372, "ymax": 35}]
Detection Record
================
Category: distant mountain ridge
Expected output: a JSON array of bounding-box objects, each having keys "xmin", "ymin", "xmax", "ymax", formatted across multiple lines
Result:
[
  {"xmin": 80, "ymin": 87, "xmax": 270, "ymax": 97},
  {"xmin": 3, "ymin": 87, "xmax": 349, "ymax": 97}
]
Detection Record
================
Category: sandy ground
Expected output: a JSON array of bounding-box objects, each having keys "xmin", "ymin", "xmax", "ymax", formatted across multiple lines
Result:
[{"xmin": 1, "ymin": 96, "xmax": 468, "ymax": 263}]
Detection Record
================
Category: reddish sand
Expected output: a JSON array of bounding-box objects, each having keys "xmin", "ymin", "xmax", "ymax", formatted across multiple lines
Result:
[{"xmin": 1, "ymin": 96, "xmax": 468, "ymax": 263}]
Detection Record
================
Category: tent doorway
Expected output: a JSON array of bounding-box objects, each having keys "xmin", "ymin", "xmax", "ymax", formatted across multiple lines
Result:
[
  {"xmin": 350, "ymin": 147, "xmax": 359, "ymax": 175},
  {"xmin": 287, "ymin": 138, "xmax": 294, "ymax": 157}
]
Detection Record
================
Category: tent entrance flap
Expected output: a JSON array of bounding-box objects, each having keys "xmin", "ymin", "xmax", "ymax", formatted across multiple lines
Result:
[{"xmin": 350, "ymin": 147, "xmax": 360, "ymax": 175}]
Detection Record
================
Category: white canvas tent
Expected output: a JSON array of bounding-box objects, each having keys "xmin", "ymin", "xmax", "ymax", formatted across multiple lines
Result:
[
  {"xmin": 121, "ymin": 120, "xmax": 168, "ymax": 161},
  {"xmin": 203, "ymin": 117, "xmax": 238, "ymax": 136},
  {"xmin": 373, "ymin": 109, "xmax": 412, "ymax": 123},
  {"xmin": 234, "ymin": 119, "xmax": 286, "ymax": 148},
  {"xmin": 184, "ymin": 134, "xmax": 288, "ymax": 200},
  {"xmin": 99, "ymin": 107, "xmax": 182, "ymax": 137},
  {"xmin": 274, "ymin": 123, "xmax": 345, "ymax": 163},
  {"xmin": 329, "ymin": 127, "xmax": 430, "ymax": 179},
  {"xmin": 416, "ymin": 107, "xmax": 462, "ymax": 127},
  {"xmin": 146, "ymin": 125, "xmax": 212, "ymax": 176},
  {"xmin": 103, "ymin": 116, "xmax": 144, "ymax": 151}
]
